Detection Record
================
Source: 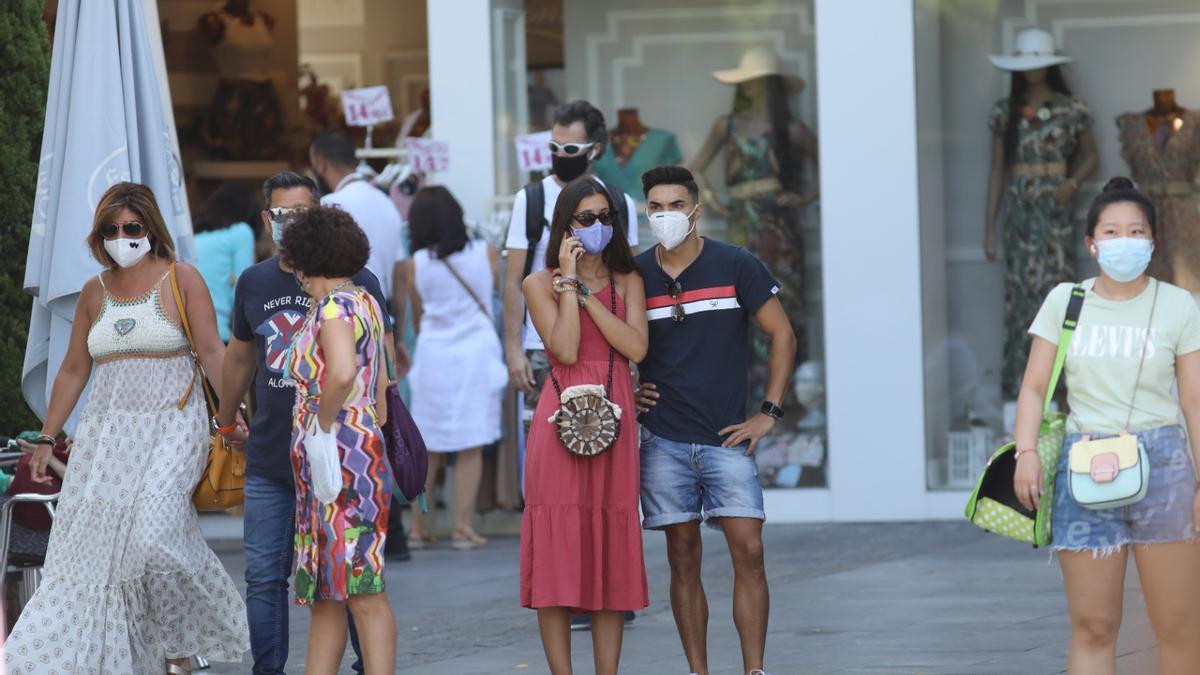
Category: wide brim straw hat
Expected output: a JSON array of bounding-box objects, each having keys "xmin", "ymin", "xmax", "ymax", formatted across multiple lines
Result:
[
  {"xmin": 712, "ymin": 46, "xmax": 805, "ymax": 92},
  {"xmin": 989, "ymin": 28, "xmax": 1072, "ymax": 71}
]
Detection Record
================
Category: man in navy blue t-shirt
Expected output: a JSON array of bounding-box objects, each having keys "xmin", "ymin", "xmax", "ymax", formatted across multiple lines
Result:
[
  {"xmin": 635, "ymin": 166, "xmax": 796, "ymax": 675},
  {"xmin": 213, "ymin": 172, "xmax": 394, "ymax": 674}
]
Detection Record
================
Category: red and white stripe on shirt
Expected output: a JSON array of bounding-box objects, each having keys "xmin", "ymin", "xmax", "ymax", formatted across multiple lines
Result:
[{"xmin": 645, "ymin": 285, "xmax": 741, "ymax": 322}]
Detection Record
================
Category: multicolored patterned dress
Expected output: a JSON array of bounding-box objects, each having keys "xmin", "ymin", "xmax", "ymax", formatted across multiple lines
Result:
[
  {"xmin": 284, "ymin": 286, "xmax": 391, "ymax": 605},
  {"xmin": 989, "ymin": 92, "xmax": 1094, "ymax": 397},
  {"xmin": 1117, "ymin": 109, "xmax": 1200, "ymax": 292}
]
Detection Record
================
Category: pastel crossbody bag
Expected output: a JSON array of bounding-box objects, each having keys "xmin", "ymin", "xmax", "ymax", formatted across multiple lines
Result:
[{"xmin": 1067, "ymin": 280, "xmax": 1159, "ymax": 511}]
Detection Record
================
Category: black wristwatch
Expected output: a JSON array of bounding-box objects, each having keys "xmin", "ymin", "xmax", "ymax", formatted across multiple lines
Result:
[{"xmin": 760, "ymin": 401, "xmax": 784, "ymax": 419}]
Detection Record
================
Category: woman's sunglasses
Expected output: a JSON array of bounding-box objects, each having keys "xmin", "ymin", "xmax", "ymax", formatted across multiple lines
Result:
[
  {"xmin": 572, "ymin": 210, "xmax": 614, "ymax": 227},
  {"xmin": 549, "ymin": 141, "xmax": 595, "ymax": 157},
  {"xmin": 99, "ymin": 221, "xmax": 147, "ymax": 240},
  {"xmin": 666, "ymin": 280, "xmax": 686, "ymax": 322}
]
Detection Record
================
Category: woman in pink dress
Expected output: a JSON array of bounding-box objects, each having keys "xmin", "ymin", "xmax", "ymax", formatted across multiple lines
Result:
[{"xmin": 521, "ymin": 177, "xmax": 650, "ymax": 674}]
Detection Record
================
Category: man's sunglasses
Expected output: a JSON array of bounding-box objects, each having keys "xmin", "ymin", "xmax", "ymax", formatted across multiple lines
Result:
[
  {"xmin": 99, "ymin": 221, "xmax": 147, "ymax": 240},
  {"xmin": 549, "ymin": 141, "xmax": 595, "ymax": 156},
  {"xmin": 268, "ymin": 206, "xmax": 308, "ymax": 224},
  {"xmin": 666, "ymin": 280, "xmax": 685, "ymax": 322},
  {"xmin": 572, "ymin": 210, "xmax": 614, "ymax": 228}
]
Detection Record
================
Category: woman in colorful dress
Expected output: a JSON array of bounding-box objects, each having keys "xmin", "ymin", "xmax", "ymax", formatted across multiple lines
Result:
[
  {"xmin": 985, "ymin": 28, "xmax": 1098, "ymax": 398},
  {"xmin": 521, "ymin": 177, "xmax": 649, "ymax": 674},
  {"xmin": 278, "ymin": 205, "xmax": 396, "ymax": 673},
  {"xmin": 5, "ymin": 182, "xmax": 249, "ymax": 674}
]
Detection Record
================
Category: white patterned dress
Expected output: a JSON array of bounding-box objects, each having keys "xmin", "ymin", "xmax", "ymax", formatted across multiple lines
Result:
[{"xmin": 4, "ymin": 273, "xmax": 249, "ymax": 674}]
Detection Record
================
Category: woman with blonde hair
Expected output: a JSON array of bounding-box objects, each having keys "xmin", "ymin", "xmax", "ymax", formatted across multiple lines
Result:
[{"xmin": 4, "ymin": 182, "xmax": 249, "ymax": 673}]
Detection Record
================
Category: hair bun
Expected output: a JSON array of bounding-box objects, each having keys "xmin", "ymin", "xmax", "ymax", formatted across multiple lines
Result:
[{"xmin": 1102, "ymin": 176, "xmax": 1136, "ymax": 193}]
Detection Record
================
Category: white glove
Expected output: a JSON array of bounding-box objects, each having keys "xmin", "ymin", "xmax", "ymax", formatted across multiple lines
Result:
[{"xmin": 303, "ymin": 422, "xmax": 343, "ymax": 505}]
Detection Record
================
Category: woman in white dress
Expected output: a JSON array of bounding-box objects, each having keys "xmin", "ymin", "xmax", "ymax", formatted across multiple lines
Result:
[
  {"xmin": 404, "ymin": 187, "xmax": 506, "ymax": 551},
  {"xmin": 4, "ymin": 183, "xmax": 249, "ymax": 673}
]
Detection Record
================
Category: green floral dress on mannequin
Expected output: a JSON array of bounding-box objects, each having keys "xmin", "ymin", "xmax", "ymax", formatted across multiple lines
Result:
[{"xmin": 989, "ymin": 92, "xmax": 1093, "ymax": 397}]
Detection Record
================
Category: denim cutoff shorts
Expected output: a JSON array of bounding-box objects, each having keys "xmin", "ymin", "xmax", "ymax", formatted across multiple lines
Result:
[
  {"xmin": 1051, "ymin": 424, "xmax": 1196, "ymax": 556},
  {"xmin": 639, "ymin": 427, "xmax": 766, "ymax": 530}
]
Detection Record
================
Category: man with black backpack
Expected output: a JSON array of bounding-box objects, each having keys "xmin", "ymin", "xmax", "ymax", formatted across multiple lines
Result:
[
  {"xmin": 502, "ymin": 100, "xmax": 639, "ymax": 630},
  {"xmin": 503, "ymin": 100, "xmax": 639, "ymax": 422}
]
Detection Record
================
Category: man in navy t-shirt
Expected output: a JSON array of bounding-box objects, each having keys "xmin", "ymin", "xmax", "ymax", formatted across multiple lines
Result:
[
  {"xmin": 213, "ymin": 172, "xmax": 393, "ymax": 674},
  {"xmin": 635, "ymin": 166, "xmax": 796, "ymax": 675}
]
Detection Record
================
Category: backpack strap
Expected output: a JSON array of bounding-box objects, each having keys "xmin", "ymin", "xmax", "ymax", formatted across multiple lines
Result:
[
  {"xmin": 1043, "ymin": 284, "xmax": 1085, "ymax": 415},
  {"xmin": 522, "ymin": 181, "xmax": 546, "ymax": 278}
]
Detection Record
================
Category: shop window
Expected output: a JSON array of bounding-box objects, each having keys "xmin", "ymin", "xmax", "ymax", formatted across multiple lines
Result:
[{"xmin": 918, "ymin": 1, "xmax": 1200, "ymax": 488}]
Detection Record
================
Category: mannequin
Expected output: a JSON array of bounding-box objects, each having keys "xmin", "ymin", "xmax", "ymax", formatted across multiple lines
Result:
[
  {"xmin": 1117, "ymin": 89, "xmax": 1200, "ymax": 291},
  {"xmin": 591, "ymin": 108, "xmax": 682, "ymax": 201},
  {"xmin": 197, "ymin": 0, "xmax": 283, "ymax": 159},
  {"xmin": 690, "ymin": 48, "xmax": 820, "ymax": 476},
  {"xmin": 985, "ymin": 29, "xmax": 1097, "ymax": 399},
  {"xmin": 610, "ymin": 108, "xmax": 648, "ymax": 166}
]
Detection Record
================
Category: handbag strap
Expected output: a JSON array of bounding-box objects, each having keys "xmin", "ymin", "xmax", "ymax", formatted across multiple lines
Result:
[
  {"xmin": 1122, "ymin": 279, "xmax": 1159, "ymax": 431},
  {"xmin": 1043, "ymin": 284, "xmax": 1086, "ymax": 416},
  {"xmin": 167, "ymin": 263, "xmax": 219, "ymax": 416},
  {"xmin": 439, "ymin": 254, "xmax": 491, "ymax": 319},
  {"xmin": 361, "ymin": 288, "xmax": 396, "ymax": 382},
  {"xmin": 549, "ymin": 273, "xmax": 616, "ymax": 401}
]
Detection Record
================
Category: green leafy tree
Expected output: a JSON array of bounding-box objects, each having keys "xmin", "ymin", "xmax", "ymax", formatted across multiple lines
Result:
[{"xmin": 0, "ymin": 1, "xmax": 51, "ymax": 434}]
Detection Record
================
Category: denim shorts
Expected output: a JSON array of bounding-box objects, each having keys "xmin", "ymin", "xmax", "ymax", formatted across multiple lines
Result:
[
  {"xmin": 639, "ymin": 427, "xmax": 766, "ymax": 530},
  {"xmin": 1050, "ymin": 424, "xmax": 1196, "ymax": 556}
]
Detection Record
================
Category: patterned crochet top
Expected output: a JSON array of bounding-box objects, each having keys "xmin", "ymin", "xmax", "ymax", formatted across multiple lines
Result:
[{"xmin": 87, "ymin": 271, "xmax": 190, "ymax": 364}]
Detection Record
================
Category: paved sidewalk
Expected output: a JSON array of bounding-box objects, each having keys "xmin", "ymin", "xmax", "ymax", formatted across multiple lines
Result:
[{"xmin": 206, "ymin": 521, "xmax": 1160, "ymax": 674}]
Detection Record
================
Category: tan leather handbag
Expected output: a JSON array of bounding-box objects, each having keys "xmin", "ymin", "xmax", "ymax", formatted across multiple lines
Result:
[{"xmin": 168, "ymin": 263, "xmax": 246, "ymax": 511}]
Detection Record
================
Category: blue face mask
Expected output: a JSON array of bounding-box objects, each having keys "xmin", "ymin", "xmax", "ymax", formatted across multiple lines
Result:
[
  {"xmin": 272, "ymin": 222, "xmax": 286, "ymax": 246},
  {"xmin": 573, "ymin": 222, "xmax": 614, "ymax": 256},
  {"xmin": 1095, "ymin": 237, "xmax": 1153, "ymax": 282}
]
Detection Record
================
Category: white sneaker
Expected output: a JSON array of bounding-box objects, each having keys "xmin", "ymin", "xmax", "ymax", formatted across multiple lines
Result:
[{"xmin": 749, "ymin": 670, "xmax": 769, "ymax": 675}]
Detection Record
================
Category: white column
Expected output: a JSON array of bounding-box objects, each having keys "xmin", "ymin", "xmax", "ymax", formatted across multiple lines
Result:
[
  {"xmin": 815, "ymin": 0, "xmax": 929, "ymax": 520},
  {"xmin": 427, "ymin": 0, "xmax": 497, "ymax": 223}
]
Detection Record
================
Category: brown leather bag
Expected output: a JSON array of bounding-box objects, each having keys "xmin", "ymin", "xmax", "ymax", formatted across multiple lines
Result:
[{"xmin": 168, "ymin": 263, "xmax": 246, "ymax": 511}]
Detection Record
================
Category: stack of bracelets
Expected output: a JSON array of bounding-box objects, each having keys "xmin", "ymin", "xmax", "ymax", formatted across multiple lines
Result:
[{"xmin": 553, "ymin": 276, "xmax": 591, "ymax": 307}]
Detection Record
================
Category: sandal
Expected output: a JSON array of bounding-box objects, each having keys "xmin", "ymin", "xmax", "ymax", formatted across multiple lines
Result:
[
  {"xmin": 166, "ymin": 663, "xmax": 191, "ymax": 674},
  {"xmin": 407, "ymin": 529, "xmax": 436, "ymax": 550},
  {"xmin": 451, "ymin": 527, "xmax": 487, "ymax": 550}
]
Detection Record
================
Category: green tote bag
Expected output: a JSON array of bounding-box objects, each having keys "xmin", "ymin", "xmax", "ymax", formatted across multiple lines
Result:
[{"xmin": 964, "ymin": 284, "xmax": 1085, "ymax": 547}]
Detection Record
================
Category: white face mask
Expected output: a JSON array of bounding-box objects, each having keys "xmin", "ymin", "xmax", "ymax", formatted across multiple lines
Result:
[
  {"xmin": 104, "ymin": 236, "xmax": 152, "ymax": 268},
  {"xmin": 648, "ymin": 205, "xmax": 698, "ymax": 251}
]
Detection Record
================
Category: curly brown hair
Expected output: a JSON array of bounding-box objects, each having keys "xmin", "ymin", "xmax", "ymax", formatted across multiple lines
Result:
[{"xmin": 279, "ymin": 205, "xmax": 371, "ymax": 278}]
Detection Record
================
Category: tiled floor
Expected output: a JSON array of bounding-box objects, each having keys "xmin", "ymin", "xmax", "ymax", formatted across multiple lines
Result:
[{"xmin": 205, "ymin": 520, "xmax": 1161, "ymax": 674}]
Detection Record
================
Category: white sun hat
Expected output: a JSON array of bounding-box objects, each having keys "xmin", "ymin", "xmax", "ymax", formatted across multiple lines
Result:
[
  {"xmin": 712, "ymin": 46, "xmax": 805, "ymax": 92},
  {"xmin": 989, "ymin": 28, "xmax": 1072, "ymax": 71}
]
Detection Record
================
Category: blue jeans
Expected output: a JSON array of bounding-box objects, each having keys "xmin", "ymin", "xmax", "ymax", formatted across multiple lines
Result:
[
  {"xmin": 639, "ymin": 427, "xmax": 766, "ymax": 530},
  {"xmin": 1050, "ymin": 425, "xmax": 1196, "ymax": 556},
  {"xmin": 244, "ymin": 474, "xmax": 365, "ymax": 674}
]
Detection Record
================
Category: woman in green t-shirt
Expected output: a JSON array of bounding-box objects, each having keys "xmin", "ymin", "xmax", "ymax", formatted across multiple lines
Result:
[{"xmin": 1014, "ymin": 176, "xmax": 1200, "ymax": 673}]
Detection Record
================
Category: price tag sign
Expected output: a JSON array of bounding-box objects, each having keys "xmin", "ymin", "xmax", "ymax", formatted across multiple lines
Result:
[
  {"xmin": 407, "ymin": 138, "xmax": 450, "ymax": 173},
  {"xmin": 514, "ymin": 131, "xmax": 553, "ymax": 172},
  {"xmin": 341, "ymin": 86, "xmax": 394, "ymax": 127}
]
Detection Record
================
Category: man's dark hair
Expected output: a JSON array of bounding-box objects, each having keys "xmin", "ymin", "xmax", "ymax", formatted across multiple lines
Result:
[
  {"xmin": 262, "ymin": 171, "xmax": 319, "ymax": 206},
  {"xmin": 280, "ymin": 205, "xmax": 371, "ymax": 278},
  {"xmin": 408, "ymin": 186, "xmax": 470, "ymax": 259},
  {"xmin": 310, "ymin": 130, "xmax": 357, "ymax": 168},
  {"xmin": 642, "ymin": 165, "xmax": 699, "ymax": 203},
  {"xmin": 552, "ymin": 100, "xmax": 609, "ymax": 159}
]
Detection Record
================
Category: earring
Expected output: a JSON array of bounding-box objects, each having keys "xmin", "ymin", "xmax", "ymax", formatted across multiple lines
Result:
[{"xmin": 304, "ymin": 281, "xmax": 312, "ymax": 290}]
